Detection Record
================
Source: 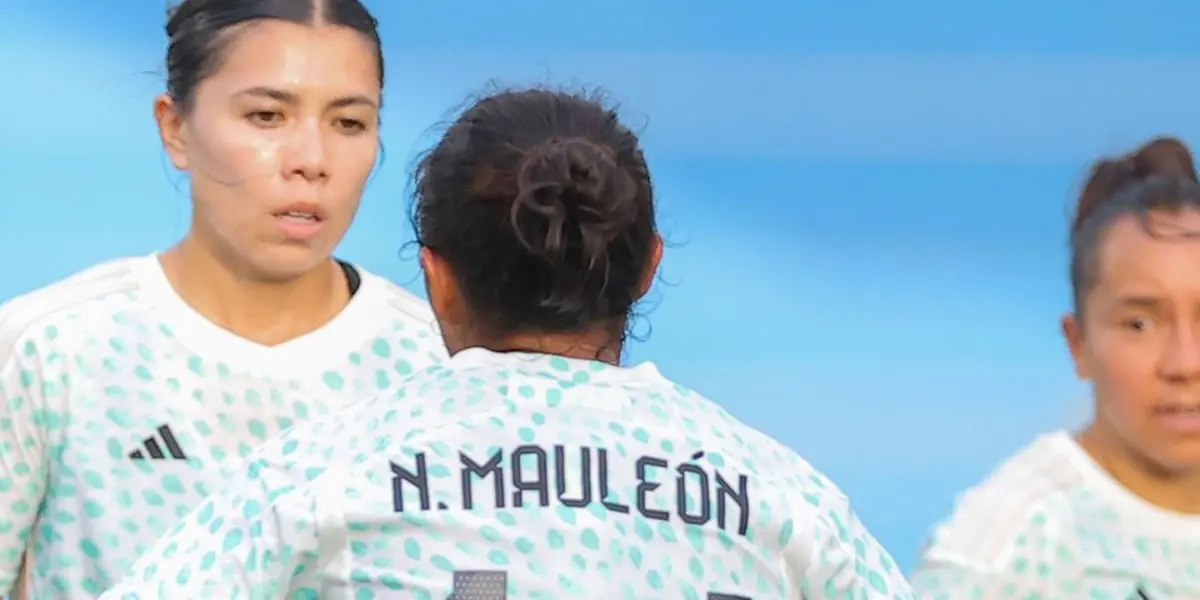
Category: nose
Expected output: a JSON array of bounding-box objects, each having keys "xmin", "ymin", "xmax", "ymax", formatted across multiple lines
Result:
[
  {"xmin": 1160, "ymin": 322, "xmax": 1200, "ymax": 383},
  {"xmin": 282, "ymin": 120, "xmax": 328, "ymax": 183}
]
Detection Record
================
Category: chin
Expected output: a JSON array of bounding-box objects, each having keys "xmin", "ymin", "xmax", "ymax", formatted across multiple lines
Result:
[
  {"xmin": 247, "ymin": 245, "xmax": 335, "ymax": 283},
  {"xmin": 1150, "ymin": 438, "xmax": 1200, "ymax": 474}
]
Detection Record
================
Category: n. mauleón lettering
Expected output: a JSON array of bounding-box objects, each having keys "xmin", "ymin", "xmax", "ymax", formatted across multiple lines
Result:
[{"xmin": 389, "ymin": 444, "xmax": 750, "ymax": 535}]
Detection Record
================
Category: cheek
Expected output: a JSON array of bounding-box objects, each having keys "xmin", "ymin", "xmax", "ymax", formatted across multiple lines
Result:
[
  {"xmin": 187, "ymin": 121, "xmax": 283, "ymax": 230},
  {"xmin": 1092, "ymin": 341, "xmax": 1156, "ymax": 421},
  {"xmin": 190, "ymin": 192, "xmax": 259, "ymax": 253},
  {"xmin": 335, "ymin": 138, "xmax": 377, "ymax": 186},
  {"xmin": 324, "ymin": 138, "xmax": 377, "ymax": 216},
  {"xmin": 186, "ymin": 117, "xmax": 281, "ymax": 189}
]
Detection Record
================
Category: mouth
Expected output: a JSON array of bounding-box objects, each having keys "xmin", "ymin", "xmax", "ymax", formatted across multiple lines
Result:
[
  {"xmin": 273, "ymin": 206, "xmax": 326, "ymax": 223},
  {"xmin": 1156, "ymin": 404, "xmax": 1200, "ymax": 415},
  {"xmin": 1153, "ymin": 403, "xmax": 1200, "ymax": 433},
  {"xmin": 272, "ymin": 205, "xmax": 327, "ymax": 240}
]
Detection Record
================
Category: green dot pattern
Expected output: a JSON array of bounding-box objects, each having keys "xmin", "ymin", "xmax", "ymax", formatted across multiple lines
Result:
[
  {"xmin": 101, "ymin": 349, "xmax": 915, "ymax": 599},
  {"xmin": 911, "ymin": 433, "xmax": 1200, "ymax": 599},
  {"xmin": 0, "ymin": 276, "xmax": 447, "ymax": 599}
]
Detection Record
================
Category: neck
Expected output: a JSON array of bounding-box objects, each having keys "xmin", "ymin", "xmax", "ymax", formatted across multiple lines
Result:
[
  {"xmin": 455, "ymin": 327, "xmax": 623, "ymax": 364},
  {"xmin": 160, "ymin": 236, "xmax": 350, "ymax": 346},
  {"xmin": 1078, "ymin": 423, "xmax": 1200, "ymax": 514}
]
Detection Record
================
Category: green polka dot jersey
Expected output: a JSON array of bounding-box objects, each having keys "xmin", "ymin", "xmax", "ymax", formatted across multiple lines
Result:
[
  {"xmin": 0, "ymin": 256, "xmax": 447, "ymax": 598},
  {"xmin": 101, "ymin": 348, "xmax": 913, "ymax": 599},
  {"xmin": 911, "ymin": 431, "xmax": 1200, "ymax": 599}
]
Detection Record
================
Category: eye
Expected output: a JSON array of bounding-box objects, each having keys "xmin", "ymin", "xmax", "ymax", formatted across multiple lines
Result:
[
  {"xmin": 1123, "ymin": 316, "xmax": 1153, "ymax": 332},
  {"xmin": 246, "ymin": 110, "xmax": 284, "ymax": 127},
  {"xmin": 334, "ymin": 118, "xmax": 367, "ymax": 134}
]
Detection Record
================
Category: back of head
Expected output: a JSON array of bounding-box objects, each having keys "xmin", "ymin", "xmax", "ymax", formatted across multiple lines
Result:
[
  {"xmin": 415, "ymin": 88, "xmax": 657, "ymax": 345},
  {"xmin": 1070, "ymin": 136, "xmax": 1200, "ymax": 311}
]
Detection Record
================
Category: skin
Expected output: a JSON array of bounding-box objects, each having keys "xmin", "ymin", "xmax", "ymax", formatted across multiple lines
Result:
[
  {"xmin": 420, "ymin": 237, "xmax": 664, "ymax": 363},
  {"xmin": 1064, "ymin": 209, "xmax": 1200, "ymax": 513},
  {"xmin": 153, "ymin": 20, "xmax": 381, "ymax": 345}
]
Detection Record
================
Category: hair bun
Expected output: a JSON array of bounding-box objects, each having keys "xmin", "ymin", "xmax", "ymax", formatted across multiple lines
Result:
[
  {"xmin": 509, "ymin": 137, "xmax": 640, "ymax": 266},
  {"xmin": 1128, "ymin": 137, "xmax": 1197, "ymax": 182},
  {"xmin": 1075, "ymin": 136, "xmax": 1198, "ymax": 229}
]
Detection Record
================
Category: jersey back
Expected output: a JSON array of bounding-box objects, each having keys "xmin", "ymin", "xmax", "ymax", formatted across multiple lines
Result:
[
  {"xmin": 337, "ymin": 353, "xmax": 782, "ymax": 599},
  {"xmin": 102, "ymin": 348, "xmax": 915, "ymax": 599},
  {"xmin": 0, "ymin": 256, "xmax": 447, "ymax": 598}
]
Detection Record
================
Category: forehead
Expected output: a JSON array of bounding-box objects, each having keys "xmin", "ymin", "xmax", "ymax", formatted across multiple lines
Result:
[
  {"xmin": 1093, "ymin": 210, "xmax": 1200, "ymax": 300},
  {"xmin": 203, "ymin": 20, "xmax": 379, "ymax": 98}
]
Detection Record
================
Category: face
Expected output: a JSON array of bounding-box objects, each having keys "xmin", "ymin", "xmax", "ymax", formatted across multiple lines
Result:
[
  {"xmin": 1065, "ymin": 210, "xmax": 1200, "ymax": 472},
  {"xmin": 154, "ymin": 21, "xmax": 381, "ymax": 280}
]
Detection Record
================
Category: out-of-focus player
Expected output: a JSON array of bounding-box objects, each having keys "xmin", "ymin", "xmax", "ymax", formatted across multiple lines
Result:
[
  {"xmin": 99, "ymin": 87, "xmax": 915, "ymax": 599},
  {"xmin": 912, "ymin": 137, "xmax": 1200, "ymax": 598},
  {"xmin": 0, "ymin": 1, "xmax": 445, "ymax": 597}
]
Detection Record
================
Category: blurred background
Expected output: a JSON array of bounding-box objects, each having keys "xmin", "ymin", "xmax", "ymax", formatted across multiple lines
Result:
[{"xmin": 4, "ymin": 0, "xmax": 1200, "ymax": 570}]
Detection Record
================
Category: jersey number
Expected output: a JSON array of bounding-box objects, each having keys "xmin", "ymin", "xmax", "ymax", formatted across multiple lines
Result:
[{"xmin": 449, "ymin": 571, "xmax": 750, "ymax": 599}]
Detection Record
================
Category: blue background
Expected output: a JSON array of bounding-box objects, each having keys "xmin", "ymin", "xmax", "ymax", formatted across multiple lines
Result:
[{"xmin": 4, "ymin": 0, "xmax": 1200, "ymax": 570}]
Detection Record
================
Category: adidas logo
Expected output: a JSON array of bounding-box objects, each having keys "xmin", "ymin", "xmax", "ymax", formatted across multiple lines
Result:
[{"xmin": 128, "ymin": 424, "xmax": 187, "ymax": 460}]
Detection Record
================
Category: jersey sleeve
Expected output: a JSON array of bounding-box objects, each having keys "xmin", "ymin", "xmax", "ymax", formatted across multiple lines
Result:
[
  {"xmin": 0, "ymin": 315, "xmax": 59, "ymax": 593},
  {"xmin": 788, "ymin": 481, "xmax": 916, "ymax": 599},
  {"xmin": 99, "ymin": 448, "xmax": 343, "ymax": 599}
]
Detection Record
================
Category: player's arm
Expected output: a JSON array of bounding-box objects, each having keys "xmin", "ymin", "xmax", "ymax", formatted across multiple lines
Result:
[
  {"xmin": 100, "ymin": 423, "xmax": 355, "ymax": 600},
  {"xmin": 0, "ymin": 317, "xmax": 57, "ymax": 594},
  {"xmin": 99, "ymin": 455, "xmax": 343, "ymax": 599},
  {"xmin": 787, "ymin": 490, "xmax": 916, "ymax": 599}
]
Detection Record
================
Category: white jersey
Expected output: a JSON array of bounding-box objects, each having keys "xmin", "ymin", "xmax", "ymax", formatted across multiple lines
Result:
[
  {"xmin": 912, "ymin": 431, "xmax": 1200, "ymax": 599},
  {"xmin": 0, "ymin": 255, "xmax": 446, "ymax": 598},
  {"xmin": 100, "ymin": 348, "xmax": 913, "ymax": 599}
]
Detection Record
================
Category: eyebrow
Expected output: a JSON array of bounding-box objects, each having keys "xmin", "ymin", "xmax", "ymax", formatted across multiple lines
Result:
[
  {"xmin": 1112, "ymin": 295, "xmax": 1164, "ymax": 310},
  {"xmin": 234, "ymin": 86, "xmax": 378, "ymax": 109}
]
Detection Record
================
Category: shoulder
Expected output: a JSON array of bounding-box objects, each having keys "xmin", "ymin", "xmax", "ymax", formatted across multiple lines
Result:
[
  {"xmin": 653, "ymin": 378, "xmax": 844, "ymax": 533},
  {"xmin": 255, "ymin": 361, "xmax": 467, "ymax": 467},
  {"xmin": 0, "ymin": 257, "xmax": 147, "ymax": 367},
  {"xmin": 662, "ymin": 378, "xmax": 809, "ymax": 487},
  {"xmin": 354, "ymin": 266, "xmax": 436, "ymax": 323},
  {"xmin": 352, "ymin": 266, "xmax": 446, "ymax": 357},
  {"xmin": 230, "ymin": 367, "xmax": 467, "ymax": 517},
  {"xmin": 918, "ymin": 433, "xmax": 1085, "ymax": 571}
]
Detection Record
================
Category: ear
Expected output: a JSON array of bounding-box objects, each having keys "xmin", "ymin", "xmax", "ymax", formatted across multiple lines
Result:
[
  {"xmin": 1062, "ymin": 312, "xmax": 1093, "ymax": 380},
  {"xmin": 634, "ymin": 234, "xmax": 664, "ymax": 301},
  {"xmin": 154, "ymin": 94, "xmax": 188, "ymax": 170},
  {"xmin": 420, "ymin": 247, "xmax": 459, "ymax": 324}
]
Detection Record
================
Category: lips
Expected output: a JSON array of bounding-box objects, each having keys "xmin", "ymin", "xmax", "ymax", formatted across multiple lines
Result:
[
  {"xmin": 272, "ymin": 202, "xmax": 327, "ymax": 224},
  {"xmin": 1157, "ymin": 404, "xmax": 1200, "ymax": 415},
  {"xmin": 277, "ymin": 209, "xmax": 320, "ymax": 222},
  {"xmin": 1153, "ymin": 402, "xmax": 1200, "ymax": 434},
  {"xmin": 272, "ymin": 204, "xmax": 327, "ymax": 240}
]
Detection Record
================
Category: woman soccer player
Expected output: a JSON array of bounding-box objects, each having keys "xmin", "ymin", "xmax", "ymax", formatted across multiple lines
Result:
[
  {"xmin": 912, "ymin": 137, "xmax": 1200, "ymax": 598},
  {"xmin": 0, "ymin": 1, "xmax": 445, "ymax": 597},
  {"xmin": 98, "ymin": 87, "xmax": 913, "ymax": 600}
]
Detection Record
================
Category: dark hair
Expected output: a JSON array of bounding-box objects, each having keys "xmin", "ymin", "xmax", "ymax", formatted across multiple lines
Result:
[
  {"xmin": 1071, "ymin": 136, "xmax": 1200, "ymax": 313},
  {"xmin": 165, "ymin": 0, "xmax": 383, "ymax": 112},
  {"xmin": 414, "ymin": 87, "xmax": 657, "ymax": 347}
]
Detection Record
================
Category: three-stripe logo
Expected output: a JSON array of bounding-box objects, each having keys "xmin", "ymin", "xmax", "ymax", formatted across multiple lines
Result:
[{"xmin": 128, "ymin": 424, "xmax": 187, "ymax": 460}]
